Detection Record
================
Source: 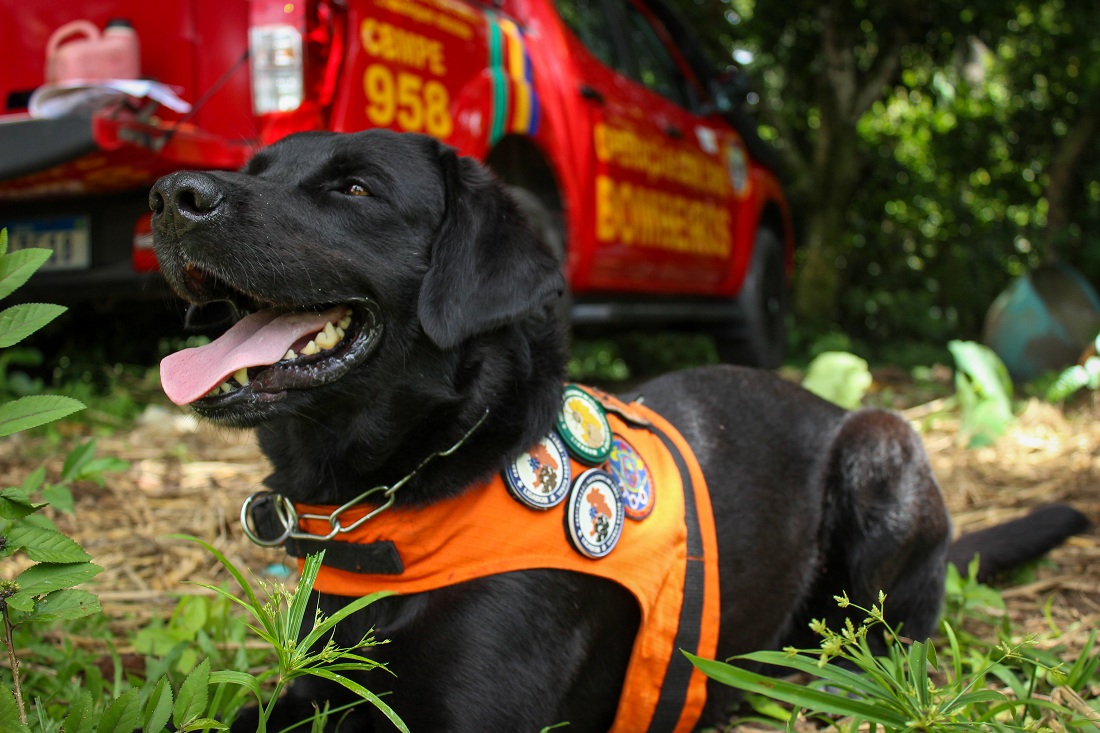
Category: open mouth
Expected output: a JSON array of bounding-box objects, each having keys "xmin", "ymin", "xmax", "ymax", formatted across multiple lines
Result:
[{"xmin": 158, "ymin": 269, "xmax": 383, "ymax": 407}]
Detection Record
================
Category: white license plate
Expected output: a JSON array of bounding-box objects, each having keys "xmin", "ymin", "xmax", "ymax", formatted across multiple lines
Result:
[{"xmin": 3, "ymin": 215, "xmax": 91, "ymax": 271}]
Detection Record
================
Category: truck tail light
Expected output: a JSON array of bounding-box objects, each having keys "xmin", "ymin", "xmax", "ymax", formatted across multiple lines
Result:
[
  {"xmin": 250, "ymin": 2, "xmax": 306, "ymax": 114},
  {"xmin": 249, "ymin": 1, "xmax": 343, "ymax": 134}
]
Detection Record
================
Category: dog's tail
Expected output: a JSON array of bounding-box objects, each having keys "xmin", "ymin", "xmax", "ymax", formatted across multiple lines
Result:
[{"xmin": 947, "ymin": 503, "xmax": 1091, "ymax": 583}]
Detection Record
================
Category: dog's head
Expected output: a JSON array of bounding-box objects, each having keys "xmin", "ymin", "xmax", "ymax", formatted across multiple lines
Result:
[{"xmin": 151, "ymin": 130, "xmax": 564, "ymax": 432}]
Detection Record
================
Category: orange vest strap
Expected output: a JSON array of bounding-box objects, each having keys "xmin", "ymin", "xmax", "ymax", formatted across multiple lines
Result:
[
  {"xmin": 643, "ymin": 417, "xmax": 712, "ymax": 732},
  {"xmin": 283, "ymin": 395, "xmax": 719, "ymax": 733}
]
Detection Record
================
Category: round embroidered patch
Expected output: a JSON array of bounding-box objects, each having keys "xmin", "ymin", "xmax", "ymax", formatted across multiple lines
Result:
[
  {"xmin": 503, "ymin": 432, "xmax": 572, "ymax": 510},
  {"xmin": 566, "ymin": 468, "xmax": 625, "ymax": 559},
  {"xmin": 556, "ymin": 385, "xmax": 612, "ymax": 464},
  {"xmin": 607, "ymin": 436, "xmax": 655, "ymax": 521}
]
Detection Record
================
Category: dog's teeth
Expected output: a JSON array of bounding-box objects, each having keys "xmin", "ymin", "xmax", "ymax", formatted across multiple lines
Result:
[
  {"xmin": 338, "ymin": 315, "xmax": 352, "ymax": 330},
  {"xmin": 220, "ymin": 382, "xmax": 234, "ymax": 393},
  {"xmin": 301, "ymin": 340, "xmax": 320, "ymax": 356},
  {"xmin": 283, "ymin": 349, "xmax": 297, "ymax": 361},
  {"xmin": 234, "ymin": 367, "xmax": 249, "ymax": 386},
  {"xmin": 315, "ymin": 322, "xmax": 339, "ymax": 350}
]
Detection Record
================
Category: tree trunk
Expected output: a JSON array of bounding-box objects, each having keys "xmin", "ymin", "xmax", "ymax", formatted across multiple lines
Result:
[
  {"xmin": 793, "ymin": 206, "xmax": 846, "ymax": 327},
  {"xmin": 786, "ymin": 3, "xmax": 907, "ymax": 329},
  {"xmin": 1046, "ymin": 109, "xmax": 1100, "ymax": 260}
]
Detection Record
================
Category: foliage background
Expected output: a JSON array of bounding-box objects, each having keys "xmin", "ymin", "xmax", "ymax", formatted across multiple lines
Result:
[{"xmin": 668, "ymin": 0, "xmax": 1100, "ymax": 359}]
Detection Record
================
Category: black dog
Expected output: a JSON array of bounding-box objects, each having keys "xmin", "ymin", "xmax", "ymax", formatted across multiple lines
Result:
[{"xmin": 150, "ymin": 129, "xmax": 1088, "ymax": 732}]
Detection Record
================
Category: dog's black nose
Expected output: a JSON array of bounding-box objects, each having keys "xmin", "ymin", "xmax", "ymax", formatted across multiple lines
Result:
[{"xmin": 149, "ymin": 171, "xmax": 226, "ymax": 230}]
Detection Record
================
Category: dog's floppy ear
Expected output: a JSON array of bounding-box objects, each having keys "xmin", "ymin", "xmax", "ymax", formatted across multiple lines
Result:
[{"xmin": 417, "ymin": 148, "xmax": 565, "ymax": 349}]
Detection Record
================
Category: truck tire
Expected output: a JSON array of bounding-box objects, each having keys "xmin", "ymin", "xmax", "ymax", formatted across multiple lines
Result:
[
  {"xmin": 715, "ymin": 228, "xmax": 787, "ymax": 368},
  {"xmin": 508, "ymin": 186, "xmax": 571, "ymax": 327}
]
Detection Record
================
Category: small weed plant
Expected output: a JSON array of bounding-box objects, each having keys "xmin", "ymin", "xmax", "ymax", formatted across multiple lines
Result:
[
  {"xmin": 0, "ymin": 230, "xmax": 406, "ymax": 732},
  {"xmin": 689, "ymin": 561, "xmax": 1099, "ymax": 732},
  {"xmin": 1044, "ymin": 332, "xmax": 1100, "ymax": 403},
  {"xmin": 949, "ymin": 340, "xmax": 1015, "ymax": 448}
]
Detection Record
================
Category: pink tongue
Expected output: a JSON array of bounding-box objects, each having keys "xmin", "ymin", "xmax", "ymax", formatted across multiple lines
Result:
[{"xmin": 159, "ymin": 306, "xmax": 346, "ymax": 405}]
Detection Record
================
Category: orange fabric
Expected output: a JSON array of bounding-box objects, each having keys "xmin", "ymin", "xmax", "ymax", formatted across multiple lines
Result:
[{"xmin": 296, "ymin": 396, "xmax": 720, "ymax": 733}]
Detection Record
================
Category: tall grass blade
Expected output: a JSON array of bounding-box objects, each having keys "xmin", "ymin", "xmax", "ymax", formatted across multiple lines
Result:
[{"xmin": 685, "ymin": 652, "xmax": 910, "ymax": 728}]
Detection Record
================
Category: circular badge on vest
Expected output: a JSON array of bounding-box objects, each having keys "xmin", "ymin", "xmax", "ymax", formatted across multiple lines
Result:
[
  {"xmin": 607, "ymin": 436, "xmax": 655, "ymax": 521},
  {"xmin": 503, "ymin": 432, "xmax": 572, "ymax": 510},
  {"xmin": 566, "ymin": 468, "xmax": 625, "ymax": 559},
  {"xmin": 556, "ymin": 385, "xmax": 612, "ymax": 464}
]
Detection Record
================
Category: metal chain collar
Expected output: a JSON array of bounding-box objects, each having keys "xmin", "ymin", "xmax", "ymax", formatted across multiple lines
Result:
[{"xmin": 240, "ymin": 409, "xmax": 489, "ymax": 547}]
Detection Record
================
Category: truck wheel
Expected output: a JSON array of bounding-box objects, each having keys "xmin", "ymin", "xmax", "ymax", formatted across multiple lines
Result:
[
  {"xmin": 508, "ymin": 186, "xmax": 571, "ymax": 327},
  {"xmin": 715, "ymin": 228, "xmax": 787, "ymax": 368}
]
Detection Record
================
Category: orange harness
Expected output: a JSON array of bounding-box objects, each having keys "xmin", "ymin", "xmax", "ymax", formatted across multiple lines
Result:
[{"xmin": 285, "ymin": 392, "xmax": 720, "ymax": 732}]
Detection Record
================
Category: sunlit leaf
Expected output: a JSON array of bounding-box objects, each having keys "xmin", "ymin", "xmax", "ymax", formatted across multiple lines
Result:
[
  {"xmin": 5, "ymin": 524, "xmax": 91, "ymax": 563},
  {"xmin": 0, "ymin": 302, "xmax": 67, "ymax": 348},
  {"xmin": 0, "ymin": 395, "xmax": 85, "ymax": 437},
  {"xmin": 98, "ymin": 688, "xmax": 142, "ymax": 733},
  {"xmin": 0, "ymin": 247, "xmax": 53, "ymax": 301}
]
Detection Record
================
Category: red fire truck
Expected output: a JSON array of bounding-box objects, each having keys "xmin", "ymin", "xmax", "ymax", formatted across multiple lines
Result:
[{"xmin": 0, "ymin": 0, "xmax": 792, "ymax": 366}]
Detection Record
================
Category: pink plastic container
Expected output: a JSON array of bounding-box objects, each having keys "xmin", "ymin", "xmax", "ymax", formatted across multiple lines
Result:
[{"xmin": 45, "ymin": 18, "xmax": 140, "ymax": 84}]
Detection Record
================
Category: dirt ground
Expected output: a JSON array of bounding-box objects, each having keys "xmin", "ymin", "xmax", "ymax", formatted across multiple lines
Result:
[{"xmin": 1, "ymin": 383, "xmax": 1097, "ymax": 688}]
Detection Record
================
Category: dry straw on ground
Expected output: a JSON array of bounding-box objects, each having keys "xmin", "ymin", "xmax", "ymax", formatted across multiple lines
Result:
[{"xmin": 0, "ymin": 392, "xmax": 1097, "ymax": 668}]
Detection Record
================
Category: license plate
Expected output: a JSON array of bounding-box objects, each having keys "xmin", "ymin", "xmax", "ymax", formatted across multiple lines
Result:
[{"xmin": 2, "ymin": 215, "xmax": 91, "ymax": 271}]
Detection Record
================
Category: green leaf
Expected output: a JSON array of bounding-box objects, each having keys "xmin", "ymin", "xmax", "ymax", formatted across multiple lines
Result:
[
  {"xmin": 33, "ymin": 588, "xmax": 101, "ymax": 622},
  {"xmin": 0, "ymin": 248, "xmax": 53, "ymax": 301},
  {"xmin": 97, "ymin": 688, "xmax": 143, "ymax": 733},
  {"xmin": 63, "ymin": 691, "xmax": 97, "ymax": 733},
  {"xmin": 61, "ymin": 440, "xmax": 98, "ymax": 481},
  {"xmin": 0, "ymin": 394, "xmax": 86, "ymax": 437},
  {"xmin": 744, "ymin": 692, "xmax": 792, "ymax": 722},
  {"xmin": 301, "ymin": 589, "xmax": 395, "ymax": 651},
  {"xmin": 0, "ymin": 302, "xmax": 67, "ymax": 348},
  {"xmin": 15, "ymin": 560, "xmax": 102, "ymax": 595},
  {"xmin": 801, "ymin": 351, "xmax": 873, "ymax": 409},
  {"xmin": 940, "ymin": 620, "xmax": 964, "ymax": 684},
  {"xmin": 81, "ymin": 456, "xmax": 131, "ymax": 480},
  {"xmin": 0, "ymin": 487, "xmax": 41, "ymax": 520},
  {"xmin": 684, "ymin": 652, "xmax": 910, "ymax": 727},
  {"xmin": 144, "ymin": 676, "xmax": 175, "ymax": 733},
  {"xmin": 41, "ymin": 483, "xmax": 75, "ymax": 514},
  {"xmin": 949, "ymin": 340, "xmax": 1012, "ymax": 400},
  {"xmin": 1063, "ymin": 629, "xmax": 1098, "ymax": 690},
  {"xmin": 286, "ymin": 551, "xmax": 324, "ymax": 644},
  {"xmin": 3, "ymin": 591, "xmax": 34, "ymax": 613},
  {"xmin": 19, "ymin": 466, "xmax": 45, "ymax": 494},
  {"xmin": 308, "ymin": 668, "xmax": 411, "ymax": 733},
  {"xmin": 949, "ymin": 340, "xmax": 1015, "ymax": 447},
  {"xmin": 5, "ymin": 523, "xmax": 91, "ymax": 563},
  {"xmin": 173, "ymin": 658, "xmax": 211, "ymax": 728},
  {"xmin": 730, "ymin": 649, "xmax": 893, "ymax": 699},
  {"xmin": 169, "ymin": 595, "xmax": 210, "ymax": 639},
  {"xmin": 908, "ymin": 640, "xmax": 930, "ymax": 707},
  {"xmin": 1045, "ymin": 364, "xmax": 1089, "ymax": 403},
  {"xmin": 944, "ymin": 688, "xmax": 1010, "ymax": 712},
  {"xmin": 178, "ymin": 719, "xmax": 227, "ymax": 732},
  {"xmin": 208, "ymin": 670, "xmax": 264, "ymax": 700},
  {"xmin": 0, "ymin": 683, "xmax": 31, "ymax": 733}
]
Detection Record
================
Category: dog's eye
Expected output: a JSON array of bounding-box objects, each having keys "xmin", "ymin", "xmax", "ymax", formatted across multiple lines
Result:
[{"xmin": 341, "ymin": 182, "xmax": 371, "ymax": 197}]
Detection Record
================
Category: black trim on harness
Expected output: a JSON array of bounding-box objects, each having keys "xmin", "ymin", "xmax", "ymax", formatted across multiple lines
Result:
[
  {"xmin": 646, "ymin": 422, "xmax": 706, "ymax": 732},
  {"xmin": 284, "ymin": 537, "xmax": 405, "ymax": 575}
]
